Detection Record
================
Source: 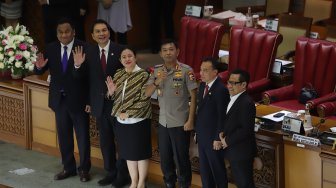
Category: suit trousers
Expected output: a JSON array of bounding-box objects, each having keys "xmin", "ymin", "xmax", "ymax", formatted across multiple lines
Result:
[
  {"xmin": 96, "ymin": 100, "xmax": 128, "ymax": 178},
  {"xmin": 198, "ymin": 145, "xmax": 228, "ymax": 188},
  {"xmin": 54, "ymin": 96, "xmax": 91, "ymax": 172},
  {"xmin": 229, "ymin": 159, "xmax": 255, "ymax": 188},
  {"xmin": 158, "ymin": 124, "xmax": 191, "ymax": 187}
]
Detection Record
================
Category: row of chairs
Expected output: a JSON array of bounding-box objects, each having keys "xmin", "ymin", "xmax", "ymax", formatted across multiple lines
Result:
[
  {"xmin": 177, "ymin": 16, "xmax": 336, "ymax": 119},
  {"xmin": 236, "ymin": 0, "xmax": 333, "ymax": 23}
]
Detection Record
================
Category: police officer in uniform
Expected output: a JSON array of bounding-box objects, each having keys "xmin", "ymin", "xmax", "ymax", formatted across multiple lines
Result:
[{"xmin": 145, "ymin": 39, "xmax": 197, "ymax": 188}]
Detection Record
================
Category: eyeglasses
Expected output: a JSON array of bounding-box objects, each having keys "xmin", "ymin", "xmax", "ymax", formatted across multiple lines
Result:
[{"xmin": 227, "ymin": 80, "xmax": 242, "ymax": 85}]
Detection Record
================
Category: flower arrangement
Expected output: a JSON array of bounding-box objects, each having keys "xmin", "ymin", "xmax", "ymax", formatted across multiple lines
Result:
[{"xmin": 0, "ymin": 24, "xmax": 38, "ymax": 77}]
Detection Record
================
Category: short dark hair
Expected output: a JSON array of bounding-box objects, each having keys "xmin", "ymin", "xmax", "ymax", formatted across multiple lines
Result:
[
  {"xmin": 57, "ymin": 17, "xmax": 75, "ymax": 30},
  {"xmin": 230, "ymin": 69, "xmax": 250, "ymax": 84},
  {"xmin": 201, "ymin": 57, "xmax": 219, "ymax": 71},
  {"xmin": 161, "ymin": 38, "xmax": 179, "ymax": 49},
  {"xmin": 121, "ymin": 46, "xmax": 137, "ymax": 57},
  {"xmin": 91, "ymin": 19, "xmax": 112, "ymax": 34}
]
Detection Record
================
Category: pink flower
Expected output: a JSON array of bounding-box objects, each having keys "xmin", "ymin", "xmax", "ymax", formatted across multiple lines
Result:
[
  {"xmin": 19, "ymin": 43, "xmax": 27, "ymax": 50},
  {"xmin": 15, "ymin": 54, "xmax": 23, "ymax": 60},
  {"xmin": 1, "ymin": 40, "xmax": 6, "ymax": 45},
  {"xmin": 31, "ymin": 45, "xmax": 38, "ymax": 52}
]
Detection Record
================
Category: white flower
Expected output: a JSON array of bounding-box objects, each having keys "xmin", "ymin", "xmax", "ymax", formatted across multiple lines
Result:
[
  {"xmin": 8, "ymin": 50, "xmax": 14, "ymax": 56},
  {"xmin": 0, "ymin": 54, "xmax": 3, "ymax": 60},
  {"xmin": 0, "ymin": 62, "xmax": 4, "ymax": 69},
  {"xmin": 27, "ymin": 38, "xmax": 33, "ymax": 44},
  {"xmin": 23, "ymin": 51, "xmax": 30, "ymax": 59},
  {"xmin": 28, "ymin": 64, "xmax": 34, "ymax": 71},
  {"xmin": 8, "ymin": 56, "xmax": 15, "ymax": 63},
  {"xmin": 15, "ymin": 61, "xmax": 22, "ymax": 68}
]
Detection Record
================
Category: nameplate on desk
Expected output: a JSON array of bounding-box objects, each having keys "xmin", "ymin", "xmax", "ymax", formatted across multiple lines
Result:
[
  {"xmin": 272, "ymin": 60, "xmax": 282, "ymax": 74},
  {"xmin": 310, "ymin": 32, "xmax": 319, "ymax": 39},
  {"xmin": 265, "ymin": 19, "xmax": 278, "ymax": 32},
  {"xmin": 292, "ymin": 134, "xmax": 320, "ymax": 147},
  {"xmin": 282, "ymin": 116, "xmax": 304, "ymax": 134},
  {"xmin": 185, "ymin": 5, "xmax": 202, "ymax": 17}
]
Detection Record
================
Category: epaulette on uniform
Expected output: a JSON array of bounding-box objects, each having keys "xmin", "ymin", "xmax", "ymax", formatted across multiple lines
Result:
[
  {"xmin": 179, "ymin": 63, "xmax": 192, "ymax": 69},
  {"xmin": 154, "ymin": 64, "xmax": 164, "ymax": 69}
]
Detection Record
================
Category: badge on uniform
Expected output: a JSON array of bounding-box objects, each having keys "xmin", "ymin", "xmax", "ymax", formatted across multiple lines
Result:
[
  {"xmin": 173, "ymin": 82, "xmax": 182, "ymax": 96},
  {"xmin": 174, "ymin": 70, "xmax": 182, "ymax": 78},
  {"xmin": 188, "ymin": 71, "xmax": 195, "ymax": 81}
]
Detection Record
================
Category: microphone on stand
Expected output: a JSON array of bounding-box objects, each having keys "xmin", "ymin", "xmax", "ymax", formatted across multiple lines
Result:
[{"xmin": 308, "ymin": 118, "xmax": 325, "ymax": 137}]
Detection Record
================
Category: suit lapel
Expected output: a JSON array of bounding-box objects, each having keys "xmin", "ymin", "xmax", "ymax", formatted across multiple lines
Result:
[
  {"xmin": 94, "ymin": 45, "xmax": 105, "ymax": 75},
  {"xmin": 56, "ymin": 43, "xmax": 63, "ymax": 73},
  {"xmin": 106, "ymin": 41, "xmax": 118, "ymax": 71},
  {"xmin": 198, "ymin": 78, "xmax": 220, "ymax": 110},
  {"xmin": 226, "ymin": 91, "xmax": 247, "ymax": 116}
]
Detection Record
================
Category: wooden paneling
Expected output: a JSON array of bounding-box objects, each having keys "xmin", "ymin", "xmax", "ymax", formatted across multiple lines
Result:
[
  {"xmin": 284, "ymin": 143, "xmax": 321, "ymax": 188},
  {"xmin": 0, "ymin": 81, "xmax": 25, "ymax": 148}
]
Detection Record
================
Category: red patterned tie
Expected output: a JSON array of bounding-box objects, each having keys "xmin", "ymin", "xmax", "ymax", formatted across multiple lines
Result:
[
  {"xmin": 203, "ymin": 85, "xmax": 209, "ymax": 98},
  {"xmin": 101, "ymin": 49, "xmax": 106, "ymax": 72}
]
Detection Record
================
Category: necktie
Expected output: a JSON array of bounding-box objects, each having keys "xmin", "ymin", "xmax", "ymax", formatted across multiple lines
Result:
[
  {"xmin": 101, "ymin": 49, "xmax": 107, "ymax": 72},
  {"xmin": 203, "ymin": 85, "xmax": 209, "ymax": 98},
  {"xmin": 62, "ymin": 46, "xmax": 68, "ymax": 73}
]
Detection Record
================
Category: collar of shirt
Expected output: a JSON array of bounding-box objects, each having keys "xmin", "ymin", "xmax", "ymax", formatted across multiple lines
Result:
[
  {"xmin": 99, "ymin": 40, "xmax": 110, "ymax": 56},
  {"xmin": 60, "ymin": 39, "xmax": 74, "ymax": 58},
  {"xmin": 206, "ymin": 76, "xmax": 217, "ymax": 90},
  {"xmin": 227, "ymin": 90, "xmax": 245, "ymax": 113}
]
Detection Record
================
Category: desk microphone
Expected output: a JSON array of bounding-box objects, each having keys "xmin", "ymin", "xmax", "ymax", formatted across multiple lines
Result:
[{"xmin": 308, "ymin": 118, "xmax": 325, "ymax": 137}]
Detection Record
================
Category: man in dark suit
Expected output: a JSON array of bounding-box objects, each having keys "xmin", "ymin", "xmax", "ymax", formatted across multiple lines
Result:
[
  {"xmin": 34, "ymin": 18, "xmax": 91, "ymax": 182},
  {"xmin": 38, "ymin": 0, "xmax": 87, "ymax": 43},
  {"xmin": 73, "ymin": 19, "xmax": 129, "ymax": 187},
  {"xmin": 195, "ymin": 57, "xmax": 230, "ymax": 188},
  {"xmin": 219, "ymin": 69, "xmax": 257, "ymax": 188}
]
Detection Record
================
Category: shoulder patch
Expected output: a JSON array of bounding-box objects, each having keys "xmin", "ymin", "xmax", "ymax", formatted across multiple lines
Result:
[{"xmin": 187, "ymin": 71, "xmax": 195, "ymax": 81}]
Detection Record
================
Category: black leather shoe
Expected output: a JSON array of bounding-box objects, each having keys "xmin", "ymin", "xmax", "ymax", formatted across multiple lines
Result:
[
  {"xmin": 98, "ymin": 176, "xmax": 115, "ymax": 186},
  {"xmin": 112, "ymin": 176, "xmax": 131, "ymax": 188},
  {"xmin": 79, "ymin": 171, "xmax": 91, "ymax": 182},
  {"xmin": 54, "ymin": 170, "xmax": 77, "ymax": 180},
  {"xmin": 165, "ymin": 182, "xmax": 176, "ymax": 188}
]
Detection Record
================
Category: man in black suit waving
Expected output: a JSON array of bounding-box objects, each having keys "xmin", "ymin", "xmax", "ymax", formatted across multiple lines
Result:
[
  {"xmin": 34, "ymin": 18, "xmax": 91, "ymax": 182},
  {"xmin": 219, "ymin": 69, "xmax": 257, "ymax": 188},
  {"xmin": 73, "ymin": 19, "xmax": 129, "ymax": 187},
  {"xmin": 195, "ymin": 57, "xmax": 230, "ymax": 188}
]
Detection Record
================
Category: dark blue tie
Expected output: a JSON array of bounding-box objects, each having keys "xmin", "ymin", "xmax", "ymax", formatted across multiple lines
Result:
[{"xmin": 62, "ymin": 46, "xmax": 68, "ymax": 73}]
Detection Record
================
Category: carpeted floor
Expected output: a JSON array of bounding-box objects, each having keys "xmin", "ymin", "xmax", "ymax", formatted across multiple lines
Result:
[{"xmin": 0, "ymin": 141, "xmax": 161, "ymax": 188}]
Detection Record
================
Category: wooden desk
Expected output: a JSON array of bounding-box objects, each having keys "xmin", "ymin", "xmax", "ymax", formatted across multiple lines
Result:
[
  {"xmin": 0, "ymin": 79, "xmax": 25, "ymax": 148},
  {"xmin": 2, "ymin": 74, "xmax": 335, "ymax": 188}
]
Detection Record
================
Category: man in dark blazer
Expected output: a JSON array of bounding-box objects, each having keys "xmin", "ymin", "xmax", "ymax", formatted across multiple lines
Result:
[
  {"xmin": 195, "ymin": 57, "xmax": 230, "ymax": 188},
  {"xmin": 34, "ymin": 18, "xmax": 91, "ymax": 182},
  {"xmin": 73, "ymin": 19, "xmax": 129, "ymax": 187},
  {"xmin": 38, "ymin": 0, "xmax": 87, "ymax": 43},
  {"xmin": 219, "ymin": 69, "xmax": 257, "ymax": 188}
]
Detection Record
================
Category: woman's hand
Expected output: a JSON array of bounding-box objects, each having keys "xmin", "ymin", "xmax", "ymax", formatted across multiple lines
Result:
[
  {"xmin": 105, "ymin": 76, "xmax": 116, "ymax": 96},
  {"xmin": 119, "ymin": 113, "xmax": 128, "ymax": 120}
]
